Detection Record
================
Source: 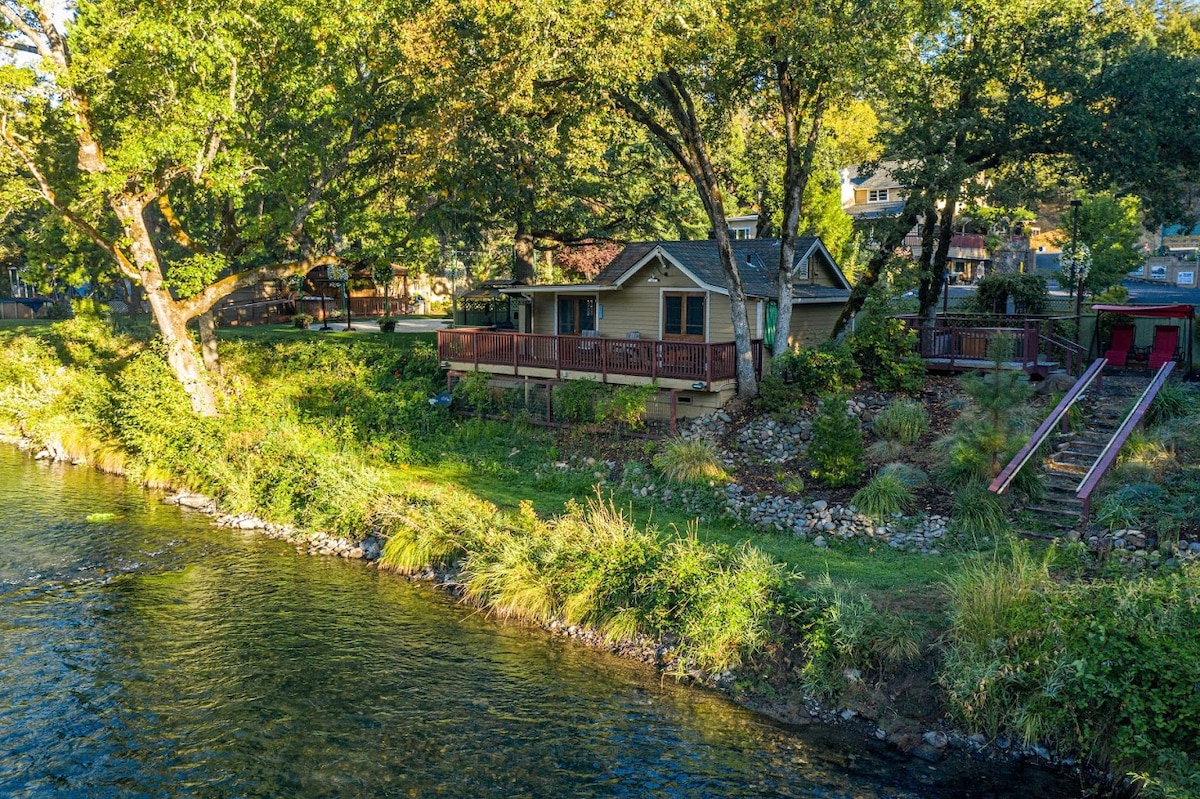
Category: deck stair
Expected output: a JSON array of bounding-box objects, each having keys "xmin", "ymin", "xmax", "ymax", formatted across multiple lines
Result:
[{"xmin": 1020, "ymin": 373, "xmax": 1148, "ymax": 534}]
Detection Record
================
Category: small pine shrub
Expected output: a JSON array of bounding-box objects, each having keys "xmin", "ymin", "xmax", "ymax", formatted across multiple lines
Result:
[
  {"xmin": 808, "ymin": 394, "xmax": 864, "ymax": 488},
  {"xmin": 872, "ymin": 399, "xmax": 929, "ymax": 444},
  {"xmin": 851, "ymin": 473, "xmax": 914, "ymax": 521},
  {"xmin": 653, "ymin": 436, "xmax": 727, "ymax": 485}
]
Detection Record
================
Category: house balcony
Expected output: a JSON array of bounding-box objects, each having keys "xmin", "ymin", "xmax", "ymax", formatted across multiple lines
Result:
[{"xmin": 437, "ymin": 328, "xmax": 762, "ymax": 391}]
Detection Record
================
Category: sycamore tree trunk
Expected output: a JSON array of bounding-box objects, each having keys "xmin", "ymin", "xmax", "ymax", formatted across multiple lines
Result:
[
  {"xmin": 513, "ymin": 217, "xmax": 537, "ymax": 285},
  {"xmin": 616, "ymin": 70, "xmax": 758, "ymax": 398},
  {"xmin": 773, "ymin": 65, "xmax": 826, "ymax": 357},
  {"xmin": 198, "ymin": 311, "xmax": 221, "ymax": 377},
  {"xmin": 114, "ymin": 196, "xmax": 221, "ymax": 416}
]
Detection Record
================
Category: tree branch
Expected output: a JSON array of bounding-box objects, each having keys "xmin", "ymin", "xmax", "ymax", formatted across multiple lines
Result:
[
  {"xmin": 179, "ymin": 254, "xmax": 341, "ymax": 318},
  {"xmin": 1, "ymin": 117, "xmax": 136, "ymax": 278}
]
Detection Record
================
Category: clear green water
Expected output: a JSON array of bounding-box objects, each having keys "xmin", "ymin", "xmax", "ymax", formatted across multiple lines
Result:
[{"xmin": 0, "ymin": 447, "xmax": 1085, "ymax": 798}]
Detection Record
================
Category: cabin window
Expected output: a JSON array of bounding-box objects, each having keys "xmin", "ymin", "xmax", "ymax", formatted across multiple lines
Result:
[
  {"xmin": 663, "ymin": 292, "xmax": 705, "ymax": 340},
  {"xmin": 557, "ymin": 296, "xmax": 596, "ymax": 334},
  {"xmin": 867, "ymin": 189, "xmax": 889, "ymax": 203}
]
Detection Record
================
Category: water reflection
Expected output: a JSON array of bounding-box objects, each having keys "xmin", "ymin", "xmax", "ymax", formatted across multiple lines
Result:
[{"xmin": 0, "ymin": 448, "xmax": 1083, "ymax": 797}]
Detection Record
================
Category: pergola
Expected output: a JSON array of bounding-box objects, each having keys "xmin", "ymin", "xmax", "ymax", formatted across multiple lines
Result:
[{"xmin": 1092, "ymin": 304, "xmax": 1195, "ymax": 376}]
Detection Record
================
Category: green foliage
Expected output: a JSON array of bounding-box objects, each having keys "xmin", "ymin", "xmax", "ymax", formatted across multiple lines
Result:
[
  {"xmin": 769, "ymin": 344, "xmax": 862, "ymax": 394},
  {"xmin": 969, "ymin": 273, "xmax": 1049, "ymax": 314},
  {"xmin": 454, "ymin": 494, "xmax": 792, "ymax": 672},
  {"xmin": 1145, "ymin": 381, "xmax": 1194, "ymax": 427},
  {"xmin": 871, "ymin": 399, "xmax": 929, "ymax": 444},
  {"xmin": 596, "ymin": 383, "xmax": 657, "ymax": 431},
  {"xmin": 934, "ymin": 366, "xmax": 1036, "ymax": 490},
  {"xmin": 452, "ymin": 372, "xmax": 495, "ymax": 417},
  {"xmin": 846, "ymin": 313, "xmax": 925, "ymax": 392},
  {"xmin": 851, "ymin": 473, "xmax": 914, "ymax": 521},
  {"xmin": 808, "ymin": 394, "xmax": 864, "ymax": 488},
  {"xmin": 796, "ymin": 574, "xmax": 922, "ymax": 697},
  {"xmin": 551, "ymin": 379, "xmax": 602, "ymax": 424},
  {"xmin": 653, "ymin": 436, "xmax": 728, "ymax": 485},
  {"xmin": 950, "ymin": 484, "xmax": 1010, "ymax": 539},
  {"xmin": 942, "ymin": 546, "xmax": 1200, "ymax": 788},
  {"xmin": 165, "ymin": 252, "xmax": 228, "ymax": 299}
]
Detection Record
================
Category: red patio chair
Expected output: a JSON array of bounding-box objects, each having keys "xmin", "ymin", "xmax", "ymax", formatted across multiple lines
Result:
[
  {"xmin": 1148, "ymin": 325, "xmax": 1181, "ymax": 371},
  {"xmin": 1104, "ymin": 324, "xmax": 1135, "ymax": 367}
]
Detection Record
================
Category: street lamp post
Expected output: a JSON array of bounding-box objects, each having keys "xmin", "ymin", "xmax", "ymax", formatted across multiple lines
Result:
[{"xmin": 1069, "ymin": 199, "xmax": 1082, "ymax": 300}]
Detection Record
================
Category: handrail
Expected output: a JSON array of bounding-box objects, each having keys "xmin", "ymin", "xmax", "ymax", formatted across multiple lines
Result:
[
  {"xmin": 1076, "ymin": 361, "xmax": 1176, "ymax": 522},
  {"xmin": 988, "ymin": 357, "xmax": 1108, "ymax": 495}
]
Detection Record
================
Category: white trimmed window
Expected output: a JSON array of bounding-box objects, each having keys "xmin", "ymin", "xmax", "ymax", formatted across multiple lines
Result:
[{"xmin": 867, "ymin": 189, "xmax": 889, "ymax": 203}]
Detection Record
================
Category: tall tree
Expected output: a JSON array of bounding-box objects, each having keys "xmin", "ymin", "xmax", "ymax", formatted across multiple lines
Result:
[
  {"xmin": 0, "ymin": 0, "xmax": 427, "ymax": 414},
  {"xmin": 734, "ymin": 0, "xmax": 927, "ymax": 355}
]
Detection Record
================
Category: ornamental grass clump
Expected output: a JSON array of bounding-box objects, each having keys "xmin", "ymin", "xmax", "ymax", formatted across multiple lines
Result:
[
  {"xmin": 454, "ymin": 491, "xmax": 791, "ymax": 673},
  {"xmin": 797, "ymin": 574, "xmax": 922, "ymax": 697},
  {"xmin": 871, "ymin": 399, "xmax": 929, "ymax": 445},
  {"xmin": 850, "ymin": 472, "xmax": 914, "ymax": 521},
  {"xmin": 652, "ymin": 436, "xmax": 727, "ymax": 485}
]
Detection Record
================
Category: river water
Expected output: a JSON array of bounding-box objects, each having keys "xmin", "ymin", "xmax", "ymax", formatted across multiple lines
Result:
[{"xmin": 0, "ymin": 446, "xmax": 1087, "ymax": 798}]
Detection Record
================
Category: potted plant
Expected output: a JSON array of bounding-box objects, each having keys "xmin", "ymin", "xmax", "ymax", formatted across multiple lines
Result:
[
  {"xmin": 291, "ymin": 312, "xmax": 314, "ymax": 329},
  {"xmin": 377, "ymin": 314, "xmax": 396, "ymax": 333}
]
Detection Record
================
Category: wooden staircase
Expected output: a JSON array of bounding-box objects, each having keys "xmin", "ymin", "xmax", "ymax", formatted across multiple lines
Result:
[{"xmin": 1021, "ymin": 374, "xmax": 1148, "ymax": 534}]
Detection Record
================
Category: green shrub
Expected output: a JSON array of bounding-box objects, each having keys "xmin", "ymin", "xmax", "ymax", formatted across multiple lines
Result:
[
  {"xmin": 653, "ymin": 436, "xmax": 727, "ymax": 485},
  {"xmin": 768, "ymin": 344, "xmax": 862, "ymax": 394},
  {"xmin": 850, "ymin": 473, "xmax": 914, "ymax": 521},
  {"xmin": 452, "ymin": 371, "xmax": 495, "ymax": 417},
  {"xmin": 969, "ymin": 273, "xmax": 1049, "ymax": 314},
  {"xmin": 551, "ymin": 378, "xmax": 602, "ymax": 423},
  {"xmin": 872, "ymin": 399, "xmax": 929, "ymax": 444},
  {"xmin": 596, "ymin": 383, "xmax": 657, "ymax": 431},
  {"xmin": 808, "ymin": 394, "xmax": 864, "ymax": 488},
  {"xmin": 942, "ymin": 550, "xmax": 1200, "ymax": 792},
  {"xmin": 846, "ymin": 312, "xmax": 925, "ymax": 392}
]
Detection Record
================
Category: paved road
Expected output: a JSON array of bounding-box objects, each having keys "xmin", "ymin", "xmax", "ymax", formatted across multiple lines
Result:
[{"xmin": 1118, "ymin": 279, "xmax": 1200, "ymax": 306}]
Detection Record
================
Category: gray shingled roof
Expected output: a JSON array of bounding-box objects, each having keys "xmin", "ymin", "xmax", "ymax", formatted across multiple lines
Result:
[{"xmin": 595, "ymin": 237, "xmax": 835, "ymax": 299}]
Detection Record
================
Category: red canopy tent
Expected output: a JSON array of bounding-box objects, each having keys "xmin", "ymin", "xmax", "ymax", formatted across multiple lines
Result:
[{"xmin": 1092, "ymin": 304, "xmax": 1195, "ymax": 376}]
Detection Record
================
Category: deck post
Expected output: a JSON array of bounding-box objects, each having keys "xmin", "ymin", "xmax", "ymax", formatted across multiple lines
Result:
[{"xmin": 512, "ymin": 332, "xmax": 519, "ymax": 375}]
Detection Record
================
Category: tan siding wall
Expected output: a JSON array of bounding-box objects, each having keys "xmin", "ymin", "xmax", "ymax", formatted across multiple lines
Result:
[
  {"xmin": 810, "ymin": 257, "xmax": 838, "ymax": 288},
  {"xmin": 530, "ymin": 295, "xmax": 556, "ymax": 334},
  {"xmin": 785, "ymin": 304, "xmax": 840, "ymax": 349}
]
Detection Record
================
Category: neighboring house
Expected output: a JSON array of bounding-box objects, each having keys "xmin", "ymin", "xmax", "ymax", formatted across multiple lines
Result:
[
  {"xmin": 437, "ymin": 236, "xmax": 851, "ymax": 415},
  {"xmin": 1132, "ymin": 255, "xmax": 1199, "ymax": 288},
  {"xmin": 839, "ymin": 163, "xmax": 1035, "ymax": 282}
]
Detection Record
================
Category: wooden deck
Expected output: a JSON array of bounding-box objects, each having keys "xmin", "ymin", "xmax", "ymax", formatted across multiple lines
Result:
[
  {"xmin": 437, "ymin": 329, "xmax": 762, "ymax": 389},
  {"xmin": 900, "ymin": 315, "xmax": 1085, "ymax": 377}
]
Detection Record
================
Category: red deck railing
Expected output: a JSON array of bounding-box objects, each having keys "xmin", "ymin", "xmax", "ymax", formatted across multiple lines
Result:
[
  {"xmin": 438, "ymin": 329, "xmax": 758, "ymax": 386},
  {"xmin": 899, "ymin": 315, "xmax": 1084, "ymax": 376}
]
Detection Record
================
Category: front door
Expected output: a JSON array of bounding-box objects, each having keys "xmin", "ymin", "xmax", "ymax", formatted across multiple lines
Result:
[{"xmin": 557, "ymin": 296, "xmax": 596, "ymax": 334}]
